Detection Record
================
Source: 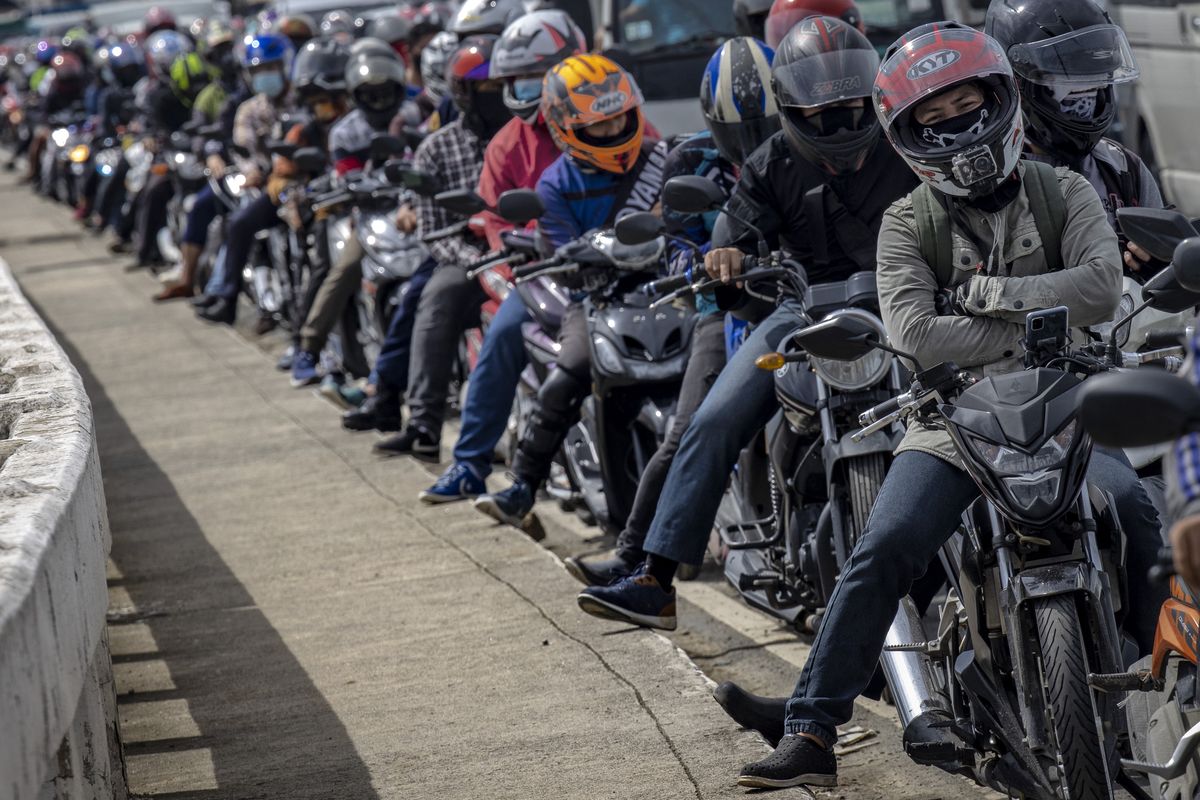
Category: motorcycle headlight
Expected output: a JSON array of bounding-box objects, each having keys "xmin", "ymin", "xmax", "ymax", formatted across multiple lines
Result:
[
  {"xmin": 68, "ymin": 144, "xmax": 89, "ymax": 163},
  {"xmin": 969, "ymin": 421, "xmax": 1077, "ymax": 474},
  {"xmin": 1003, "ymin": 469, "xmax": 1062, "ymax": 510},
  {"xmin": 51, "ymin": 128, "xmax": 70, "ymax": 148},
  {"xmin": 807, "ymin": 310, "xmax": 893, "ymax": 391},
  {"xmin": 593, "ymin": 335, "xmax": 625, "ymax": 376},
  {"xmin": 223, "ymin": 173, "xmax": 246, "ymax": 198}
]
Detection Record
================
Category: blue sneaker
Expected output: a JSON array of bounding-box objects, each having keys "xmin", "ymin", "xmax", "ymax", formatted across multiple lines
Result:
[
  {"xmin": 419, "ymin": 462, "xmax": 486, "ymax": 505},
  {"xmin": 474, "ymin": 478, "xmax": 543, "ymax": 541},
  {"xmin": 577, "ymin": 568, "xmax": 677, "ymax": 630},
  {"xmin": 290, "ymin": 350, "xmax": 320, "ymax": 388}
]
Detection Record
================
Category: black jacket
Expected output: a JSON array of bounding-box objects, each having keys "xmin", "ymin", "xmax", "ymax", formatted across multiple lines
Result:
[{"xmin": 715, "ymin": 131, "xmax": 918, "ymax": 287}]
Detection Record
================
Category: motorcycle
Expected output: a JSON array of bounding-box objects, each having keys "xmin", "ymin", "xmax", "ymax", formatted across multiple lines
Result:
[
  {"xmin": 790, "ymin": 206, "xmax": 1200, "ymax": 799},
  {"xmin": 156, "ymin": 127, "xmax": 208, "ymax": 269}
]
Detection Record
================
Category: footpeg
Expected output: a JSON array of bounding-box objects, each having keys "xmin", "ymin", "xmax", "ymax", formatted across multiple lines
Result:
[
  {"xmin": 1088, "ymin": 670, "xmax": 1163, "ymax": 693},
  {"xmin": 738, "ymin": 571, "xmax": 782, "ymax": 592}
]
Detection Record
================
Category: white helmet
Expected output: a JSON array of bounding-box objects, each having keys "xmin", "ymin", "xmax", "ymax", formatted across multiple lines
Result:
[
  {"xmin": 492, "ymin": 10, "xmax": 586, "ymax": 122},
  {"xmin": 451, "ymin": 0, "xmax": 538, "ymax": 36}
]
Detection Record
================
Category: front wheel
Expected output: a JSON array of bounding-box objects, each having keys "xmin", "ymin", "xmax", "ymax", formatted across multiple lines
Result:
[{"xmin": 1033, "ymin": 595, "xmax": 1114, "ymax": 800}]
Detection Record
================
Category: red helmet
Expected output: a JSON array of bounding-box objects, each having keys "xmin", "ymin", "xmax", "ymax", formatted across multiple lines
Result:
[
  {"xmin": 765, "ymin": 0, "xmax": 864, "ymax": 49},
  {"xmin": 49, "ymin": 51, "xmax": 84, "ymax": 80},
  {"xmin": 143, "ymin": 6, "xmax": 177, "ymax": 35},
  {"xmin": 874, "ymin": 22, "xmax": 1023, "ymax": 198}
]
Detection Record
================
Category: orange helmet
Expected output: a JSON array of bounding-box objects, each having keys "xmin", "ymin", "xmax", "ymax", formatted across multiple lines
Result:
[{"xmin": 541, "ymin": 54, "xmax": 645, "ymax": 174}]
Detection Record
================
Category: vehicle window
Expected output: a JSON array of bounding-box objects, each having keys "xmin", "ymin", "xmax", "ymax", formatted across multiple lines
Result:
[
  {"xmin": 614, "ymin": 0, "xmax": 734, "ymax": 52},
  {"xmin": 858, "ymin": 0, "xmax": 945, "ymax": 47}
]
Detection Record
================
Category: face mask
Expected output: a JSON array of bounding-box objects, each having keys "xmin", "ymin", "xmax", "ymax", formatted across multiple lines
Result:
[
  {"xmin": 252, "ymin": 70, "xmax": 285, "ymax": 98},
  {"xmin": 509, "ymin": 76, "xmax": 542, "ymax": 103},
  {"xmin": 466, "ymin": 89, "xmax": 512, "ymax": 138},
  {"xmin": 1052, "ymin": 85, "xmax": 1102, "ymax": 121},
  {"xmin": 920, "ymin": 97, "xmax": 994, "ymax": 149},
  {"xmin": 810, "ymin": 105, "xmax": 864, "ymax": 135},
  {"xmin": 312, "ymin": 100, "xmax": 338, "ymax": 123}
]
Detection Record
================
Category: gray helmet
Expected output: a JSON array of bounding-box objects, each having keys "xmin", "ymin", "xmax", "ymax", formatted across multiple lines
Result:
[
  {"xmin": 368, "ymin": 13, "xmax": 412, "ymax": 48},
  {"xmin": 451, "ymin": 0, "xmax": 535, "ymax": 36},
  {"xmin": 346, "ymin": 48, "xmax": 406, "ymax": 127},
  {"xmin": 492, "ymin": 10, "xmax": 586, "ymax": 122},
  {"xmin": 420, "ymin": 30, "xmax": 458, "ymax": 101},
  {"xmin": 349, "ymin": 37, "xmax": 396, "ymax": 61}
]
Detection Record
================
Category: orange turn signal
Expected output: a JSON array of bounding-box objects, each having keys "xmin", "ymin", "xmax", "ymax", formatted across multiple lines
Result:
[
  {"xmin": 755, "ymin": 352, "xmax": 786, "ymax": 371},
  {"xmin": 151, "ymin": 163, "xmax": 169, "ymax": 176}
]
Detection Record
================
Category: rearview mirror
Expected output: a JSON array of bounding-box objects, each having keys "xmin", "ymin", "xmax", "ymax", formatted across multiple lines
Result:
[
  {"xmin": 614, "ymin": 211, "xmax": 664, "ymax": 245},
  {"xmin": 383, "ymin": 162, "xmax": 442, "ymax": 196},
  {"xmin": 1078, "ymin": 370, "xmax": 1200, "ymax": 448},
  {"xmin": 1143, "ymin": 258, "xmax": 1200, "ymax": 313},
  {"xmin": 435, "ymin": 188, "xmax": 488, "ymax": 217},
  {"xmin": 1118, "ymin": 207, "xmax": 1199, "ymax": 262},
  {"xmin": 496, "ymin": 189, "xmax": 545, "ymax": 225},
  {"xmin": 291, "ymin": 147, "xmax": 327, "ymax": 175},
  {"xmin": 369, "ymin": 133, "xmax": 405, "ymax": 163},
  {"xmin": 791, "ymin": 314, "xmax": 881, "ymax": 361},
  {"xmin": 663, "ymin": 175, "xmax": 728, "ymax": 214},
  {"xmin": 1174, "ymin": 237, "xmax": 1200, "ymax": 292}
]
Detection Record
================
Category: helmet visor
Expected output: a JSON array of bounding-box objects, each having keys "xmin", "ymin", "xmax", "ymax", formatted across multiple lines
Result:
[
  {"xmin": 1006, "ymin": 24, "xmax": 1138, "ymax": 86},
  {"xmin": 772, "ymin": 48, "xmax": 878, "ymax": 108},
  {"xmin": 874, "ymin": 29, "xmax": 1011, "ymax": 129}
]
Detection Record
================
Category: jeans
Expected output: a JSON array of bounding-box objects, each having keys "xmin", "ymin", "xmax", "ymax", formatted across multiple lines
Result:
[
  {"xmin": 216, "ymin": 193, "xmax": 281, "ymax": 300},
  {"xmin": 784, "ymin": 448, "xmax": 1165, "ymax": 748},
  {"xmin": 616, "ymin": 312, "xmax": 727, "ymax": 557},
  {"xmin": 451, "ymin": 291, "xmax": 531, "ymax": 477},
  {"xmin": 136, "ymin": 173, "xmax": 173, "ymax": 262},
  {"xmin": 643, "ymin": 301, "xmax": 806, "ymax": 565},
  {"xmin": 183, "ymin": 184, "xmax": 220, "ymax": 247},
  {"xmin": 373, "ymin": 257, "xmax": 437, "ymax": 394}
]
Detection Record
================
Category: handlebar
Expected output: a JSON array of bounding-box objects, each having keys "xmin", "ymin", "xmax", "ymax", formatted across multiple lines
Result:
[
  {"xmin": 1146, "ymin": 330, "xmax": 1188, "ymax": 349},
  {"xmin": 421, "ymin": 219, "xmax": 470, "ymax": 244},
  {"xmin": 644, "ymin": 273, "xmax": 691, "ymax": 295},
  {"xmin": 858, "ymin": 392, "xmax": 911, "ymax": 427}
]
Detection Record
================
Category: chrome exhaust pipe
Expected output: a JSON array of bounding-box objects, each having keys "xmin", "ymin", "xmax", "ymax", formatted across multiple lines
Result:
[{"xmin": 880, "ymin": 597, "xmax": 949, "ymax": 729}]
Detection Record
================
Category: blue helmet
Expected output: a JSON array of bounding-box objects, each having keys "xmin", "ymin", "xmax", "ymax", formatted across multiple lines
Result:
[
  {"xmin": 242, "ymin": 32, "xmax": 294, "ymax": 72},
  {"xmin": 699, "ymin": 37, "xmax": 781, "ymax": 166}
]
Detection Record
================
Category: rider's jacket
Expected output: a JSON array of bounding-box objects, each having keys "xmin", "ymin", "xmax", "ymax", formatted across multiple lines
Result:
[
  {"xmin": 328, "ymin": 107, "xmax": 382, "ymax": 175},
  {"xmin": 878, "ymin": 162, "xmax": 1121, "ymax": 466},
  {"xmin": 231, "ymin": 92, "xmax": 286, "ymax": 175},
  {"xmin": 1025, "ymin": 139, "xmax": 1163, "ymax": 230},
  {"xmin": 535, "ymin": 138, "xmax": 669, "ymax": 250},
  {"xmin": 1168, "ymin": 338, "xmax": 1200, "ymax": 524},
  {"xmin": 413, "ymin": 116, "xmax": 486, "ymax": 267},
  {"xmin": 476, "ymin": 116, "xmax": 559, "ymax": 251},
  {"xmin": 715, "ymin": 132, "xmax": 917, "ymax": 287}
]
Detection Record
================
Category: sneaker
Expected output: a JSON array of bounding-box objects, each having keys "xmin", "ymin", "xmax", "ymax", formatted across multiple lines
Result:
[
  {"xmin": 338, "ymin": 384, "xmax": 367, "ymax": 408},
  {"xmin": 713, "ymin": 682, "xmax": 786, "ymax": 747},
  {"xmin": 737, "ymin": 734, "xmax": 837, "ymax": 789},
  {"xmin": 563, "ymin": 550, "xmax": 643, "ymax": 587},
  {"xmin": 576, "ymin": 568, "xmax": 677, "ymax": 630},
  {"xmin": 343, "ymin": 392, "xmax": 402, "ymax": 432},
  {"xmin": 420, "ymin": 462, "xmax": 486, "ymax": 504},
  {"xmin": 473, "ymin": 479, "xmax": 535, "ymax": 527},
  {"xmin": 374, "ymin": 425, "xmax": 440, "ymax": 462},
  {"xmin": 290, "ymin": 351, "xmax": 320, "ymax": 388},
  {"xmin": 276, "ymin": 345, "xmax": 295, "ymax": 372},
  {"xmin": 319, "ymin": 375, "xmax": 356, "ymax": 410}
]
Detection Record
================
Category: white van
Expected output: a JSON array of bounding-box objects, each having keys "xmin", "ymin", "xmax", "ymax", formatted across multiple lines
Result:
[{"xmin": 1111, "ymin": 0, "xmax": 1200, "ymax": 216}]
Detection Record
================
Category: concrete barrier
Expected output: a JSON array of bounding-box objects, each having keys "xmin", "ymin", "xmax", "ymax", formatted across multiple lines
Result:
[{"xmin": 0, "ymin": 258, "xmax": 126, "ymax": 800}]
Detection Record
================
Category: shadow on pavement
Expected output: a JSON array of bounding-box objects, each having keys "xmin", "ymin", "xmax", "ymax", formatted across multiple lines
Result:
[{"xmin": 36, "ymin": 302, "xmax": 380, "ymax": 800}]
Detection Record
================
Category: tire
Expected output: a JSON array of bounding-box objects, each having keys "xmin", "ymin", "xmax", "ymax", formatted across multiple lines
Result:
[
  {"xmin": 845, "ymin": 452, "xmax": 886, "ymax": 541},
  {"xmin": 1033, "ymin": 595, "xmax": 1113, "ymax": 800}
]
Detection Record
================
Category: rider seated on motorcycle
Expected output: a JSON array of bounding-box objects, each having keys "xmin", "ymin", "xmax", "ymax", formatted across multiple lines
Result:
[
  {"xmin": 574, "ymin": 17, "xmax": 917, "ymax": 628},
  {"xmin": 194, "ymin": 32, "xmax": 297, "ymax": 325},
  {"xmin": 732, "ymin": 25, "xmax": 1161, "ymax": 790},
  {"xmin": 470, "ymin": 53, "xmax": 670, "ymax": 531},
  {"xmin": 392, "ymin": 29, "xmax": 457, "ymax": 140},
  {"xmin": 1167, "ymin": 340, "xmax": 1200, "ymax": 588},
  {"xmin": 76, "ymin": 41, "xmax": 145, "ymax": 225},
  {"xmin": 284, "ymin": 40, "xmax": 417, "ymax": 382},
  {"xmin": 360, "ymin": 13, "xmax": 586, "ymax": 461},
  {"xmin": 566, "ymin": 36, "xmax": 781, "ymax": 585},
  {"xmin": 24, "ymin": 52, "xmax": 86, "ymax": 186}
]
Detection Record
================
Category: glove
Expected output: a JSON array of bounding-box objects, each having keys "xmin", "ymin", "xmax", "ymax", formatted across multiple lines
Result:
[
  {"xmin": 266, "ymin": 174, "xmax": 290, "ymax": 204},
  {"xmin": 934, "ymin": 284, "xmax": 971, "ymax": 317}
]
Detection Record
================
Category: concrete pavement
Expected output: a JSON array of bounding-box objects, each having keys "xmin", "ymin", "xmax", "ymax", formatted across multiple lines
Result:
[{"xmin": 0, "ymin": 172, "xmax": 770, "ymax": 799}]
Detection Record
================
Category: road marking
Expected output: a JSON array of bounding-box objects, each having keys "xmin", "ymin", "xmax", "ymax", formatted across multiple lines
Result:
[
  {"xmin": 120, "ymin": 699, "xmax": 202, "ymax": 742},
  {"xmin": 114, "ymin": 658, "xmax": 176, "ymax": 694},
  {"xmin": 126, "ymin": 748, "xmax": 218, "ymax": 793},
  {"xmin": 108, "ymin": 622, "xmax": 158, "ymax": 658}
]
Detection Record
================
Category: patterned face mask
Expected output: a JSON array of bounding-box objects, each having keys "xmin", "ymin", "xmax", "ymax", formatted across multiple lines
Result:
[
  {"xmin": 921, "ymin": 104, "xmax": 990, "ymax": 149},
  {"xmin": 1051, "ymin": 84, "xmax": 1103, "ymax": 120}
]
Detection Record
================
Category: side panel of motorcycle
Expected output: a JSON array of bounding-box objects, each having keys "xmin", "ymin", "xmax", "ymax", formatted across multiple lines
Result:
[{"xmin": 1152, "ymin": 580, "xmax": 1200, "ymax": 678}]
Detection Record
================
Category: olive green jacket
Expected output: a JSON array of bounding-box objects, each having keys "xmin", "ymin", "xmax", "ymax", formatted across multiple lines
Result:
[{"xmin": 876, "ymin": 163, "xmax": 1122, "ymax": 467}]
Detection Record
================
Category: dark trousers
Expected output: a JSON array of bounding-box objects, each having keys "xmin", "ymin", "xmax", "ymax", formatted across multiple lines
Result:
[
  {"xmin": 783, "ymin": 448, "xmax": 1165, "ymax": 748},
  {"xmin": 616, "ymin": 312, "xmax": 727, "ymax": 557},
  {"xmin": 373, "ymin": 257, "xmax": 438, "ymax": 394},
  {"xmin": 216, "ymin": 193, "xmax": 281, "ymax": 300},
  {"xmin": 405, "ymin": 263, "xmax": 488, "ymax": 435},
  {"xmin": 136, "ymin": 173, "xmax": 173, "ymax": 262},
  {"xmin": 183, "ymin": 184, "xmax": 220, "ymax": 246}
]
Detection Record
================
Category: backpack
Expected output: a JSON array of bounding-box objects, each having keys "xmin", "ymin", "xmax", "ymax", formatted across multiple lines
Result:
[{"xmin": 911, "ymin": 159, "xmax": 1065, "ymax": 288}]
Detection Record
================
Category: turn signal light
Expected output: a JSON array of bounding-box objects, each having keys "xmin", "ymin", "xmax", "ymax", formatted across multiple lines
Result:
[
  {"xmin": 68, "ymin": 144, "xmax": 89, "ymax": 163},
  {"xmin": 755, "ymin": 352, "xmax": 786, "ymax": 371}
]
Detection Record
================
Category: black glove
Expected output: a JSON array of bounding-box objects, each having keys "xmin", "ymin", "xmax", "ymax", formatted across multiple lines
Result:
[{"xmin": 934, "ymin": 285, "xmax": 970, "ymax": 317}]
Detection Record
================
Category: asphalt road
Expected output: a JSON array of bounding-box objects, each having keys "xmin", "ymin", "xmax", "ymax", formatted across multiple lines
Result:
[{"xmin": 0, "ymin": 168, "xmax": 999, "ymax": 799}]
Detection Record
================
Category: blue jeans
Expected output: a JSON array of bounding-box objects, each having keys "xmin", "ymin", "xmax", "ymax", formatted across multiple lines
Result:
[
  {"xmin": 784, "ymin": 448, "xmax": 1165, "ymax": 748},
  {"xmin": 372, "ymin": 257, "xmax": 437, "ymax": 393},
  {"xmin": 451, "ymin": 291, "xmax": 531, "ymax": 477},
  {"xmin": 643, "ymin": 301, "xmax": 806, "ymax": 565},
  {"xmin": 183, "ymin": 184, "xmax": 220, "ymax": 246}
]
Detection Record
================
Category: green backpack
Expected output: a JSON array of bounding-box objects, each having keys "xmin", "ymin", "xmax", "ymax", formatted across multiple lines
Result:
[{"xmin": 911, "ymin": 159, "xmax": 1066, "ymax": 288}]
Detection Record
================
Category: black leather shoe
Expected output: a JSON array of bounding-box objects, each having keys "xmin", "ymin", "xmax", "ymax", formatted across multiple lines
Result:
[
  {"xmin": 196, "ymin": 297, "xmax": 236, "ymax": 325},
  {"xmin": 563, "ymin": 550, "xmax": 643, "ymax": 587},
  {"xmin": 342, "ymin": 393, "xmax": 402, "ymax": 432},
  {"xmin": 190, "ymin": 294, "xmax": 218, "ymax": 309},
  {"xmin": 714, "ymin": 682, "xmax": 787, "ymax": 747},
  {"xmin": 374, "ymin": 425, "xmax": 440, "ymax": 462},
  {"xmin": 738, "ymin": 734, "xmax": 837, "ymax": 789}
]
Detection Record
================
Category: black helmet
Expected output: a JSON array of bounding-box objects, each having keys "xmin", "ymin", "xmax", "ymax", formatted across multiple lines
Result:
[
  {"xmin": 772, "ymin": 16, "xmax": 880, "ymax": 175},
  {"xmin": 733, "ymin": 0, "xmax": 773, "ymax": 39},
  {"xmin": 293, "ymin": 38, "xmax": 349, "ymax": 95},
  {"xmin": 369, "ymin": 13, "xmax": 412, "ymax": 51},
  {"xmin": 346, "ymin": 47, "xmax": 406, "ymax": 128},
  {"xmin": 985, "ymin": 0, "xmax": 1138, "ymax": 161}
]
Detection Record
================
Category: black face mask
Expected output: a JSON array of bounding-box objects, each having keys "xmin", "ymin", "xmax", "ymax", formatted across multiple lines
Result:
[
  {"xmin": 920, "ymin": 95, "xmax": 997, "ymax": 150},
  {"xmin": 465, "ymin": 88, "xmax": 512, "ymax": 139},
  {"xmin": 810, "ymin": 105, "xmax": 864, "ymax": 135}
]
